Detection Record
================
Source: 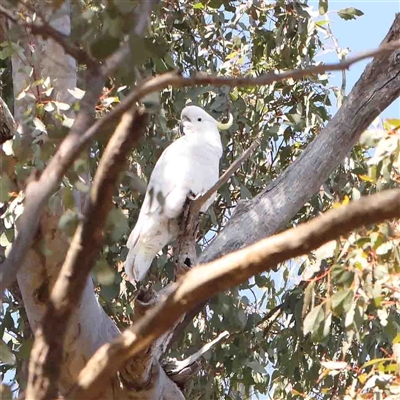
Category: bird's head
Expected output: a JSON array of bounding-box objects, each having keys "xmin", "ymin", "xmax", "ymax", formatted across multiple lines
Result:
[{"xmin": 179, "ymin": 105, "xmax": 233, "ymax": 136}]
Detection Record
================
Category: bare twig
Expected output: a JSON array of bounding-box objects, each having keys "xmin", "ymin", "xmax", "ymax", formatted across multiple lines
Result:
[
  {"xmin": 195, "ymin": 138, "xmax": 261, "ymax": 213},
  {"xmin": 164, "ymin": 330, "xmax": 229, "ymax": 385},
  {"xmin": 95, "ymin": 37, "xmax": 400, "ymax": 131},
  {"xmin": 1, "ymin": 34, "xmax": 399, "ymax": 295},
  {"xmin": 25, "ymin": 108, "xmax": 148, "ymax": 400},
  {"xmin": 69, "ymin": 189, "xmax": 400, "ymax": 400}
]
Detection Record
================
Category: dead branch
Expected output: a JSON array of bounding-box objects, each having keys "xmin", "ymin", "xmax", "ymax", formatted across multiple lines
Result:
[
  {"xmin": 25, "ymin": 108, "xmax": 148, "ymax": 400},
  {"xmin": 68, "ymin": 189, "xmax": 400, "ymax": 400},
  {"xmin": 163, "ymin": 330, "xmax": 229, "ymax": 387}
]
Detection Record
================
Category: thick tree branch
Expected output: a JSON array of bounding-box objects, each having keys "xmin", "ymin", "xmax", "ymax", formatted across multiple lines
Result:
[
  {"xmin": 1, "ymin": 23, "xmax": 398, "ymax": 298},
  {"xmin": 25, "ymin": 108, "xmax": 148, "ymax": 400},
  {"xmin": 1, "ymin": 5, "xmax": 399, "ymax": 298},
  {"xmin": 197, "ymin": 15, "xmax": 400, "ymax": 265},
  {"xmin": 68, "ymin": 189, "xmax": 400, "ymax": 400},
  {"xmin": 0, "ymin": 0, "xmax": 156, "ymax": 296}
]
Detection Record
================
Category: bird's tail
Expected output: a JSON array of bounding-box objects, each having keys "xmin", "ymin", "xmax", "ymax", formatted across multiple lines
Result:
[{"xmin": 124, "ymin": 244, "xmax": 157, "ymax": 283}]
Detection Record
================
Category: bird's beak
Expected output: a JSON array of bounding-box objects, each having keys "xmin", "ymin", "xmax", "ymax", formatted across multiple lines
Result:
[{"xmin": 216, "ymin": 113, "xmax": 234, "ymax": 130}]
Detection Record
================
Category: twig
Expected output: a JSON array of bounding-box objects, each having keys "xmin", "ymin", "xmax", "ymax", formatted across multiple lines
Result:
[
  {"xmin": 68, "ymin": 189, "xmax": 400, "ymax": 400},
  {"xmin": 0, "ymin": 5, "xmax": 96, "ymax": 69},
  {"xmin": 194, "ymin": 138, "xmax": 261, "ymax": 213},
  {"xmin": 1, "ymin": 36, "xmax": 398, "ymax": 295},
  {"xmin": 25, "ymin": 108, "xmax": 148, "ymax": 400},
  {"xmin": 98, "ymin": 37, "xmax": 400, "ymax": 129}
]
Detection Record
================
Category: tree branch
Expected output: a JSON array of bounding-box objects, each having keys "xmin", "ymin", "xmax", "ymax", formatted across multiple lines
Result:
[
  {"xmin": 1, "ymin": 16, "xmax": 399, "ymax": 300},
  {"xmin": 0, "ymin": 4, "xmax": 96, "ymax": 69},
  {"xmin": 68, "ymin": 189, "xmax": 400, "ymax": 400},
  {"xmin": 163, "ymin": 330, "xmax": 229, "ymax": 386},
  {"xmin": 171, "ymin": 13, "xmax": 400, "ymax": 337},
  {"xmin": 25, "ymin": 108, "xmax": 148, "ymax": 400},
  {"xmin": 86, "ymin": 37, "xmax": 400, "ymax": 133},
  {"xmin": 0, "ymin": 96, "xmax": 16, "ymax": 145},
  {"xmin": 0, "ymin": 0, "xmax": 157, "ymax": 296}
]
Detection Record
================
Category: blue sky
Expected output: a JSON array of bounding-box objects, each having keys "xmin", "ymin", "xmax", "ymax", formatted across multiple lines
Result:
[{"xmin": 315, "ymin": 0, "xmax": 400, "ymax": 119}]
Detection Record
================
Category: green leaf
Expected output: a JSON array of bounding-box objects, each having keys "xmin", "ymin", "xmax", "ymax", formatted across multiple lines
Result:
[
  {"xmin": 332, "ymin": 288, "xmax": 353, "ymax": 315},
  {"xmin": 0, "ymin": 340, "xmax": 16, "ymax": 365},
  {"xmin": 93, "ymin": 258, "xmax": 115, "ymax": 286},
  {"xmin": 193, "ymin": 3, "xmax": 205, "ymax": 9},
  {"xmin": 319, "ymin": 0, "xmax": 328, "ymax": 15},
  {"xmin": 246, "ymin": 360, "xmax": 266, "ymax": 374},
  {"xmin": 303, "ymin": 304, "xmax": 324, "ymax": 335},
  {"xmin": 17, "ymin": 339, "xmax": 33, "ymax": 360},
  {"xmin": 58, "ymin": 210, "xmax": 80, "ymax": 237},
  {"xmin": 376, "ymin": 242, "xmax": 393, "ymax": 256},
  {"xmin": 107, "ymin": 208, "xmax": 129, "ymax": 242},
  {"xmin": 238, "ymin": 309, "xmax": 247, "ymax": 328},
  {"xmin": 338, "ymin": 7, "xmax": 364, "ymax": 21},
  {"xmin": 0, "ymin": 174, "xmax": 12, "ymax": 202},
  {"xmin": 90, "ymin": 35, "xmax": 121, "ymax": 60}
]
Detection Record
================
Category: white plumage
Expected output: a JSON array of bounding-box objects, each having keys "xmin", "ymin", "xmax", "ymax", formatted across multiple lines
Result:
[{"xmin": 125, "ymin": 105, "xmax": 231, "ymax": 283}]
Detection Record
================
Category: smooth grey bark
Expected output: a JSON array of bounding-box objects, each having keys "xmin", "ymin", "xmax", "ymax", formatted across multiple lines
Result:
[{"xmin": 172, "ymin": 13, "xmax": 400, "ymax": 339}]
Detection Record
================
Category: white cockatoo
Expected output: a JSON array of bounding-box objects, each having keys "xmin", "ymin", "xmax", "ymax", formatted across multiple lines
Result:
[{"xmin": 124, "ymin": 105, "xmax": 233, "ymax": 283}]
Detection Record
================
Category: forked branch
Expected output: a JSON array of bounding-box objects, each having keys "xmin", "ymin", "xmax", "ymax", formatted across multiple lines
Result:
[{"xmin": 25, "ymin": 108, "xmax": 148, "ymax": 400}]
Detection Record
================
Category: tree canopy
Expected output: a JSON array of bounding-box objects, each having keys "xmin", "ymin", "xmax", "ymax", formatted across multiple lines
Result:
[{"xmin": 0, "ymin": 1, "xmax": 400, "ymax": 399}]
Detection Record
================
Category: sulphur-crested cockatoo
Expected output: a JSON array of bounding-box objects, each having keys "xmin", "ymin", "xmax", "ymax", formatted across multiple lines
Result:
[{"xmin": 124, "ymin": 105, "xmax": 233, "ymax": 282}]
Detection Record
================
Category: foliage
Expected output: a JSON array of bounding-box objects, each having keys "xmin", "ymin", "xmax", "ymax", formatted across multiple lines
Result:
[{"xmin": 1, "ymin": 0, "xmax": 398, "ymax": 399}]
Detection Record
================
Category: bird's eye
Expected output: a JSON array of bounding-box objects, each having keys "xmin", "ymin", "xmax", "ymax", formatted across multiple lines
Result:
[{"xmin": 197, "ymin": 117, "xmax": 202, "ymax": 122}]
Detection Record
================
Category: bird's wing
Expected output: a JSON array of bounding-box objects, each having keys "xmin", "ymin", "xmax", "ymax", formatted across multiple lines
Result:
[{"xmin": 125, "ymin": 136, "xmax": 220, "ymax": 282}]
